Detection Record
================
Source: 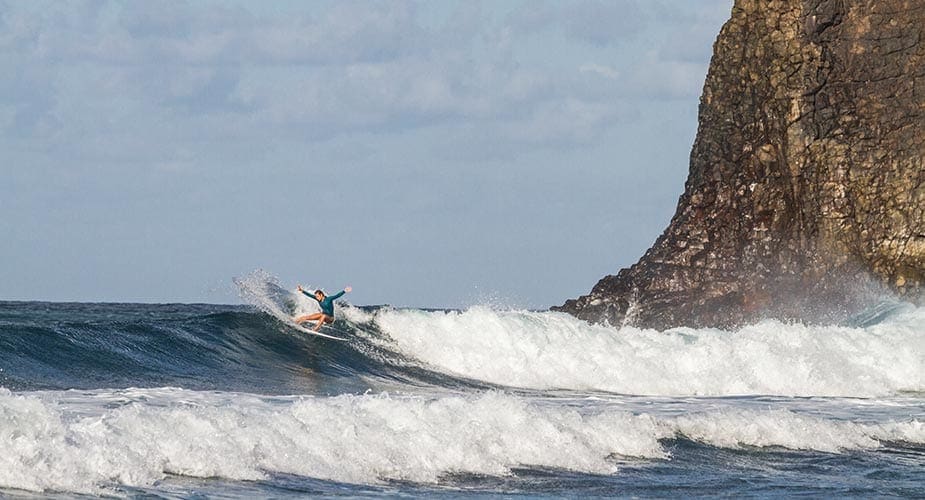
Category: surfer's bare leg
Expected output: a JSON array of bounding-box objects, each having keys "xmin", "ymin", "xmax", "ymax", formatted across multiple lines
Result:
[
  {"xmin": 294, "ymin": 312, "xmax": 325, "ymax": 325},
  {"xmin": 312, "ymin": 314, "xmax": 334, "ymax": 331}
]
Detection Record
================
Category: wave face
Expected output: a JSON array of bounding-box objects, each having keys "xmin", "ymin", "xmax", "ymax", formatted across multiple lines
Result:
[
  {"xmin": 0, "ymin": 301, "xmax": 372, "ymax": 394},
  {"xmin": 2, "ymin": 387, "xmax": 923, "ymax": 494},
  {"xmin": 1, "ymin": 274, "xmax": 924, "ymax": 496},
  {"xmin": 1, "ymin": 276, "xmax": 923, "ymax": 398}
]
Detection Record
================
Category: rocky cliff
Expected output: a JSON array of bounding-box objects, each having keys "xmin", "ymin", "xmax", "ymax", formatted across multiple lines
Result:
[{"xmin": 555, "ymin": 0, "xmax": 925, "ymax": 329}]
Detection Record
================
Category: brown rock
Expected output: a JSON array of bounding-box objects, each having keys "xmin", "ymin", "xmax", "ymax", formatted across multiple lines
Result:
[{"xmin": 554, "ymin": 0, "xmax": 925, "ymax": 330}]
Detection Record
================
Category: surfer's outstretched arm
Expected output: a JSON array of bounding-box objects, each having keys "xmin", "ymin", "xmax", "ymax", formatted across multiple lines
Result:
[{"xmin": 297, "ymin": 285, "xmax": 319, "ymax": 303}]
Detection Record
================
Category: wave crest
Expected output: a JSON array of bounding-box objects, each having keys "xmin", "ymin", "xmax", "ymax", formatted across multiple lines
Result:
[
  {"xmin": 1, "ymin": 388, "xmax": 922, "ymax": 494},
  {"xmin": 363, "ymin": 305, "xmax": 925, "ymax": 397}
]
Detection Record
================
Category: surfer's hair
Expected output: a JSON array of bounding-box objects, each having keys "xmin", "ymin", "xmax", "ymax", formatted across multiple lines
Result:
[{"xmin": 314, "ymin": 289, "xmax": 324, "ymax": 296}]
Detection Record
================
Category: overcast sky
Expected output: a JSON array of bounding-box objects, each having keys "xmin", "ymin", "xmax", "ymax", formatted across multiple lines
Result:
[{"xmin": 1, "ymin": 0, "xmax": 732, "ymax": 308}]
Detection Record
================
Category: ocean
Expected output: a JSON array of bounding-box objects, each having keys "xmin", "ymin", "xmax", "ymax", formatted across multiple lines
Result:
[{"xmin": 0, "ymin": 272, "xmax": 922, "ymax": 497}]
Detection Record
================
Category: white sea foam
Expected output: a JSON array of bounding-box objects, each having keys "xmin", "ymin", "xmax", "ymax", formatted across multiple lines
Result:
[
  {"xmin": 234, "ymin": 269, "xmax": 323, "ymax": 321},
  {"xmin": 233, "ymin": 271, "xmax": 923, "ymax": 397},
  {"xmin": 0, "ymin": 388, "xmax": 663, "ymax": 493},
  {"xmin": 235, "ymin": 269, "xmax": 362, "ymax": 322},
  {"xmin": 365, "ymin": 305, "xmax": 925, "ymax": 397},
  {"xmin": 0, "ymin": 388, "xmax": 921, "ymax": 494}
]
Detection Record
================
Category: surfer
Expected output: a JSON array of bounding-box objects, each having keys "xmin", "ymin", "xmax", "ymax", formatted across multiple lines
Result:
[{"xmin": 294, "ymin": 285, "xmax": 352, "ymax": 331}]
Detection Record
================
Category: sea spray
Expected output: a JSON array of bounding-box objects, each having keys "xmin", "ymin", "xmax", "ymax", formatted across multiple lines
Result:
[
  {"xmin": 233, "ymin": 269, "xmax": 321, "ymax": 320},
  {"xmin": 1, "ymin": 388, "xmax": 922, "ymax": 494},
  {"xmin": 231, "ymin": 271, "xmax": 925, "ymax": 397},
  {"xmin": 364, "ymin": 306, "xmax": 925, "ymax": 397}
]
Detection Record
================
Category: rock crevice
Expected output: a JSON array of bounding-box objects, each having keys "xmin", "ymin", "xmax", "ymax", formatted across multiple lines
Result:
[{"xmin": 555, "ymin": 0, "xmax": 925, "ymax": 330}]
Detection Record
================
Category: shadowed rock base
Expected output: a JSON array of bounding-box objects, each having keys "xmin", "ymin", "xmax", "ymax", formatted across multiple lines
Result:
[{"xmin": 555, "ymin": 0, "xmax": 925, "ymax": 330}]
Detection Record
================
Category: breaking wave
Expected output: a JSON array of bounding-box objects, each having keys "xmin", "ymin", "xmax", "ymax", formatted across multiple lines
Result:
[
  {"xmin": 1, "ymin": 388, "xmax": 922, "ymax": 494},
  {"xmin": 5, "ymin": 272, "xmax": 921, "ymax": 398}
]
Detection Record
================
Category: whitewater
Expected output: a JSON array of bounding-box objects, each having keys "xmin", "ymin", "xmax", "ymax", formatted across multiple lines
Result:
[{"xmin": 0, "ymin": 272, "xmax": 922, "ymax": 496}]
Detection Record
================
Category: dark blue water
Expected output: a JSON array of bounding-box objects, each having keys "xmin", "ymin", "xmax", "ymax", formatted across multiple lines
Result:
[
  {"xmin": 0, "ymin": 297, "xmax": 923, "ymax": 498},
  {"xmin": 0, "ymin": 301, "xmax": 386, "ymax": 394}
]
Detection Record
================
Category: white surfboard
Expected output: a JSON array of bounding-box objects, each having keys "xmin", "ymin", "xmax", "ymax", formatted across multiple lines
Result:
[{"xmin": 289, "ymin": 320, "xmax": 349, "ymax": 341}]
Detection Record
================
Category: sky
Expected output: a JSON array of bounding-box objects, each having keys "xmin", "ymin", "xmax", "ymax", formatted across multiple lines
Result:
[{"xmin": 1, "ymin": 0, "xmax": 733, "ymax": 309}]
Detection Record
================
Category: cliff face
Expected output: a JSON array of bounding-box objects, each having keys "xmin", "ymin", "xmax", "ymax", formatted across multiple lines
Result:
[{"xmin": 556, "ymin": 0, "xmax": 925, "ymax": 329}]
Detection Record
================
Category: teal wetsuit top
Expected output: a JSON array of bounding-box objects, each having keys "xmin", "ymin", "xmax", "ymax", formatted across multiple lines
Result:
[{"xmin": 302, "ymin": 290, "xmax": 345, "ymax": 317}]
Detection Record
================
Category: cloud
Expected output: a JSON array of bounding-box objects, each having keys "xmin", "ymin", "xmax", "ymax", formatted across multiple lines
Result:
[
  {"xmin": 579, "ymin": 63, "xmax": 620, "ymax": 80},
  {"xmin": 105, "ymin": 0, "xmax": 431, "ymax": 67},
  {"xmin": 561, "ymin": 0, "xmax": 646, "ymax": 46},
  {"xmin": 0, "ymin": 0, "xmax": 735, "ymax": 306},
  {"xmin": 158, "ymin": 67, "xmax": 254, "ymax": 114},
  {"xmin": 506, "ymin": 0, "xmax": 647, "ymax": 46},
  {"xmin": 654, "ymin": 1, "xmax": 732, "ymax": 63},
  {"xmin": 0, "ymin": 49, "xmax": 60, "ymax": 136},
  {"xmin": 0, "ymin": 0, "xmax": 728, "ymax": 169}
]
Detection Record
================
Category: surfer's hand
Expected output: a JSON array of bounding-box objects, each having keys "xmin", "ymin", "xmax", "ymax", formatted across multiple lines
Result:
[
  {"xmin": 297, "ymin": 285, "xmax": 303, "ymax": 292},
  {"xmin": 345, "ymin": 286, "xmax": 352, "ymax": 293}
]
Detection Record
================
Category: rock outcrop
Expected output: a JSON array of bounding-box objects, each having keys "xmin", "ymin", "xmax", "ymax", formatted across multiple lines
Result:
[{"xmin": 555, "ymin": 0, "xmax": 925, "ymax": 329}]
